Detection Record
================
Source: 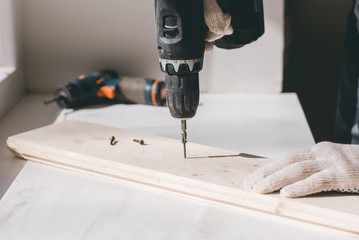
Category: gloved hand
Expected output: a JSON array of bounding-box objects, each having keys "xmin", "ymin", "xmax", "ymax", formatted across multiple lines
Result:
[
  {"xmin": 204, "ymin": 0, "xmax": 233, "ymax": 51},
  {"xmin": 245, "ymin": 142, "xmax": 359, "ymax": 198}
]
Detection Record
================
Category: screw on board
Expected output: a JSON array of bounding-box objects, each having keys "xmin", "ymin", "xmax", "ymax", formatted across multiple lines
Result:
[
  {"xmin": 133, "ymin": 139, "xmax": 145, "ymax": 145},
  {"xmin": 110, "ymin": 136, "xmax": 118, "ymax": 146}
]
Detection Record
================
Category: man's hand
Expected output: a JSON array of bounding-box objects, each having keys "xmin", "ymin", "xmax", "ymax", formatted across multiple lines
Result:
[
  {"xmin": 245, "ymin": 142, "xmax": 359, "ymax": 198},
  {"xmin": 204, "ymin": 0, "xmax": 233, "ymax": 51}
]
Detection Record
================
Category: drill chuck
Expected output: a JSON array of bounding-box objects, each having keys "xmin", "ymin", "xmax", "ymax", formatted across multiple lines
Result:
[
  {"xmin": 165, "ymin": 74, "xmax": 199, "ymax": 119},
  {"xmin": 52, "ymin": 82, "xmax": 83, "ymax": 108}
]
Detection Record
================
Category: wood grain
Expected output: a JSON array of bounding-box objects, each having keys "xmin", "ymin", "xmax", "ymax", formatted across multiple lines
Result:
[{"xmin": 6, "ymin": 120, "xmax": 359, "ymax": 235}]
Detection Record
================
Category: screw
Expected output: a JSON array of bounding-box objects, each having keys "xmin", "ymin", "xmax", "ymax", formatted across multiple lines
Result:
[
  {"xmin": 133, "ymin": 139, "xmax": 145, "ymax": 145},
  {"xmin": 110, "ymin": 136, "xmax": 118, "ymax": 146}
]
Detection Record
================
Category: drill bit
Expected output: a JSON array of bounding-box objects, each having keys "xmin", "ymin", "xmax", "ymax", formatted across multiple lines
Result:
[{"xmin": 181, "ymin": 120, "xmax": 187, "ymax": 158}]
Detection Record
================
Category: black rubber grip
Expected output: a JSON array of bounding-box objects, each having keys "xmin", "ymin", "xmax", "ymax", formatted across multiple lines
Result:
[{"xmin": 165, "ymin": 73, "xmax": 199, "ymax": 119}]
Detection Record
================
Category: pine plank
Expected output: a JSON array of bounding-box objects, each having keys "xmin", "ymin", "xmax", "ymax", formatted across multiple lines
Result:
[{"xmin": 6, "ymin": 120, "xmax": 359, "ymax": 235}]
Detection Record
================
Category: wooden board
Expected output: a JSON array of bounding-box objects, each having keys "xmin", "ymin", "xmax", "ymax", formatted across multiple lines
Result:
[{"xmin": 5, "ymin": 120, "xmax": 359, "ymax": 236}]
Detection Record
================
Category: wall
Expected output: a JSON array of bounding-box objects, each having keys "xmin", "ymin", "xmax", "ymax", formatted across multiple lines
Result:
[
  {"xmin": 0, "ymin": 0, "xmax": 16, "ymax": 69},
  {"xmin": 22, "ymin": 0, "xmax": 284, "ymax": 94},
  {"xmin": 0, "ymin": 0, "xmax": 25, "ymax": 120},
  {"xmin": 283, "ymin": 0, "xmax": 353, "ymax": 142}
]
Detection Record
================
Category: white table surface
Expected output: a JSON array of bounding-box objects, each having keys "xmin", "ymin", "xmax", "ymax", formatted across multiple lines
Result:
[
  {"xmin": 55, "ymin": 93, "xmax": 315, "ymax": 159},
  {"xmin": 1, "ymin": 93, "xmax": 347, "ymax": 240}
]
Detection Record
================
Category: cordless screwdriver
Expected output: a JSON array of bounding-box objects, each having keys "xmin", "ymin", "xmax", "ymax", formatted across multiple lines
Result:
[
  {"xmin": 155, "ymin": 0, "xmax": 205, "ymax": 158},
  {"xmin": 44, "ymin": 70, "xmax": 166, "ymax": 108},
  {"xmin": 154, "ymin": 0, "xmax": 265, "ymax": 158}
]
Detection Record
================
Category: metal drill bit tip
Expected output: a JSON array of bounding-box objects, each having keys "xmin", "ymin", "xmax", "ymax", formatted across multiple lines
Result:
[
  {"xmin": 181, "ymin": 120, "xmax": 187, "ymax": 158},
  {"xmin": 183, "ymin": 143, "xmax": 187, "ymax": 159}
]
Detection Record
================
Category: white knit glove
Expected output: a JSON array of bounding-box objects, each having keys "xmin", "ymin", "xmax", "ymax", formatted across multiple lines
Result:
[
  {"xmin": 245, "ymin": 142, "xmax": 359, "ymax": 198},
  {"xmin": 204, "ymin": 0, "xmax": 233, "ymax": 51}
]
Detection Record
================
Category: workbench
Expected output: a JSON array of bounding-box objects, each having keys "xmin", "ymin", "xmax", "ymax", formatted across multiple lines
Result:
[{"xmin": 1, "ymin": 93, "xmax": 348, "ymax": 240}]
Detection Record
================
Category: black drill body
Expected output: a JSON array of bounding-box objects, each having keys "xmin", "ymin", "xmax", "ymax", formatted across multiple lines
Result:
[
  {"xmin": 154, "ymin": 0, "xmax": 264, "ymax": 120},
  {"xmin": 155, "ymin": 0, "xmax": 205, "ymax": 120}
]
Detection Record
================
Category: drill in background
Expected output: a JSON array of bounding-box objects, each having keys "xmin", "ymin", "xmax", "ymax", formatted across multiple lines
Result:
[
  {"xmin": 44, "ymin": 70, "xmax": 166, "ymax": 108},
  {"xmin": 154, "ymin": 0, "xmax": 265, "ymax": 158}
]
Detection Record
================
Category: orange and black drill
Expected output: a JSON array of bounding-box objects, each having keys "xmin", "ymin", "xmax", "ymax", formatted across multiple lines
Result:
[{"xmin": 44, "ymin": 70, "xmax": 166, "ymax": 108}]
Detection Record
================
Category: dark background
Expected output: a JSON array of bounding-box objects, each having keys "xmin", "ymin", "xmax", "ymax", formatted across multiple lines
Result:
[{"xmin": 283, "ymin": 0, "xmax": 353, "ymax": 142}]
